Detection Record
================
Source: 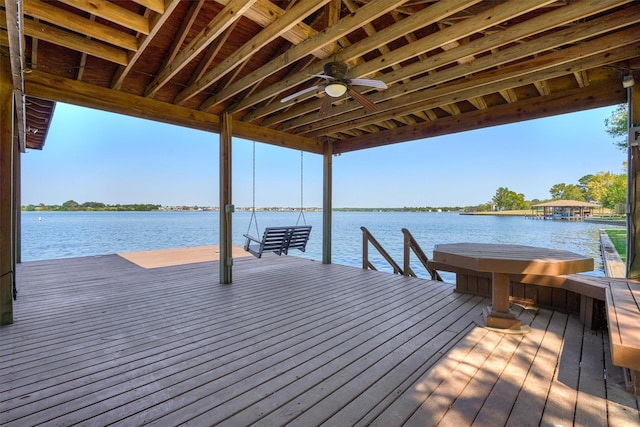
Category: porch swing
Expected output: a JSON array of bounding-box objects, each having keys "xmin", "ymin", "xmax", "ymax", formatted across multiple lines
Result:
[{"xmin": 243, "ymin": 143, "xmax": 312, "ymax": 258}]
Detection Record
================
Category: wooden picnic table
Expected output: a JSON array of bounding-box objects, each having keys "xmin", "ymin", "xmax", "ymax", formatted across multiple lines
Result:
[{"xmin": 433, "ymin": 243, "xmax": 594, "ymax": 330}]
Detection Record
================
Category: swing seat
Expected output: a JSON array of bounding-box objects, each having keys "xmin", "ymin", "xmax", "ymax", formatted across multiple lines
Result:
[{"xmin": 243, "ymin": 225, "xmax": 312, "ymax": 258}]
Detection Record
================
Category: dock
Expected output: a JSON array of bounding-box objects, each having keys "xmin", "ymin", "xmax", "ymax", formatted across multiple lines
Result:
[{"xmin": 1, "ymin": 249, "xmax": 638, "ymax": 425}]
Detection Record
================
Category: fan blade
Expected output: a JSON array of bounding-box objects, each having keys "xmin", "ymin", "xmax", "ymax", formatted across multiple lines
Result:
[
  {"xmin": 348, "ymin": 78, "xmax": 387, "ymax": 89},
  {"xmin": 281, "ymin": 85, "xmax": 323, "ymax": 103},
  {"xmin": 348, "ymin": 88, "xmax": 378, "ymax": 114},
  {"xmin": 310, "ymin": 74, "xmax": 334, "ymax": 80},
  {"xmin": 318, "ymin": 94, "xmax": 333, "ymax": 118}
]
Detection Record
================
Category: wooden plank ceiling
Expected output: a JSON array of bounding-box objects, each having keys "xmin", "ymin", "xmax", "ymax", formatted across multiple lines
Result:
[{"xmin": 1, "ymin": 0, "xmax": 639, "ymax": 154}]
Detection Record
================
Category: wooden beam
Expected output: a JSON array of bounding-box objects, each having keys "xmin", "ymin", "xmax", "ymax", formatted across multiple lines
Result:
[
  {"xmin": 176, "ymin": 0, "xmax": 332, "ymax": 106},
  {"xmin": 20, "ymin": 13, "xmax": 129, "ymax": 65},
  {"xmin": 250, "ymin": 0, "xmax": 555, "ymax": 122},
  {"xmin": 23, "ymin": 70, "xmax": 322, "ymax": 153},
  {"xmin": 627, "ymin": 83, "xmax": 640, "ymax": 279},
  {"xmin": 131, "ymin": 0, "xmax": 164, "ymax": 14},
  {"xmin": 156, "ymin": 0, "xmax": 204, "ymax": 70},
  {"xmin": 13, "ymin": 119, "xmax": 20, "ymax": 264},
  {"xmin": 272, "ymin": 0, "xmax": 640, "ymax": 130},
  {"xmin": 220, "ymin": 113, "xmax": 233, "ymax": 284},
  {"xmin": 145, "ymin": 0, "xmax": 257, "ymax": 98},
  {"xmin": 184, "ymin": 21, "xmax": 239, "ymax": 89},
  {"xmin": 240, "ymin": 0, "xmax": 481, "ymax": 120},
  {"xmin": 23, "ymin": 0, "xmax": 139, "ymax": 51},
  {"xmin": 218, "ymin": 0, "xmax": 335, "ymax": 59},
  {"xmin": 322, "ymin": 140, "xmax": 332, "ymax": 265},
  {"xmin": 301, "ymin": 28, "xmax": 640, "ymax": 138},
  {"xmin": 3, "ymin": 1, "xmax": 26, "ymax": 153},
  {"xmin": 333, "ymin": 80, "xmax": 626, "ymax": 154},
  {"xmin": 201, "ymin": 0, "xmax": 406, "ymax": 109},
  {"xmin": 0, "ymin": 49, "xmax": 14, "ymax": 325},
  {"xmin": 111, "ymin": 0, "xmax": 181, "ymax": 90},
  {"xmin": 347, "ymin": 0, "xmax": 556, "ymax": 90},
  {"xmin": 56, "ymin": 0, "xmax": 150, "ymax": 35}
]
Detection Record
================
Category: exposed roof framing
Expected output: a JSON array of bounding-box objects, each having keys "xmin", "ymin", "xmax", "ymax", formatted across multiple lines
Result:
[{"xmin": 0, "ymin": 0, "xmax": 637, "ymax": 152}]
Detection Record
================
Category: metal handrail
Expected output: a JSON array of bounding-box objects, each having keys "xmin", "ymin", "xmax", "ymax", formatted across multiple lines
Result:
[
  {"xmin": 361, "ymin": 226, "xmax": 403, "ymax": 275},
  {"xmin": 401, "ymin": 228, "xmax": 443, "ymax": 281}
]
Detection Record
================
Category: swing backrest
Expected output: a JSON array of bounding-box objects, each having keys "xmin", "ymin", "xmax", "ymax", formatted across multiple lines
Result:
[
  {"xmin": 259, "ymin": 227, "xmax": 294, "ymax": 255},
  {"xmin": 284, "ymin": 225, "xmax": 312, "ymax": 254},
  {"xmin": 244, "ymin": 225, "xmax": 312, "ymax": 258}
]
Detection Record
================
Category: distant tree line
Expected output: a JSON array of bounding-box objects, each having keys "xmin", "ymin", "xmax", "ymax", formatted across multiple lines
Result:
[
  {"xmin": 333, "ymin": 207, "xmax": 462, "ymax": 213},
  {"xmin": 23, "ymin": 200, "xmax": 161, "ymax": 212}
]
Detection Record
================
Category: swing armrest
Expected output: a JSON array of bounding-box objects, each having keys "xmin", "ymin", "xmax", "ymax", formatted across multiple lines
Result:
[{"xmin": 243, "ymin": 233, "xmax": 260, "ymax": 250}]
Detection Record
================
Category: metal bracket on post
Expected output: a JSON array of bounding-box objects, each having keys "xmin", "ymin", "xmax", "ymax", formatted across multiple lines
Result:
[
  {"xmin": 630, "ymin": 126, "xmax": 640, "ymax": 147},
  {"xmin": 225, "ymin": 204, "xmax": 235, "ymax": 213}
]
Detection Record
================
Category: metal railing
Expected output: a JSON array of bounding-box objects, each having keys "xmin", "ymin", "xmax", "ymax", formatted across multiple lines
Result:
[{"xmin": 361, "ymin": 226, "xmax": 442, "ymax": 281}]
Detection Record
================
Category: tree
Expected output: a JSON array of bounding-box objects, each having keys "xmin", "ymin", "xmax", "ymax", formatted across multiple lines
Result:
[
  {"xmin": 549, "ymin": 183, "xmax": 585, "ymax": 201},
  {"xmin": 586, "ymin": 172, "xmax": 617, "ymax": 203},
  {"xmin": 492, "ymin": 187, "xmax": 527, "ymax": 210},
  {"xmin": 578, "ymin": 174, "xmax": 595, "ymax": 200},
  {"xmin": 62, "ymin": 200, "xmax": 80, "ymax": 210},
  {"xmin": 605, "ymin": 104, "xmax": 629, "ymax": 151},
  {"xmin": 601, "ymin": 174, "xmax": 627, "ymax": 209}
]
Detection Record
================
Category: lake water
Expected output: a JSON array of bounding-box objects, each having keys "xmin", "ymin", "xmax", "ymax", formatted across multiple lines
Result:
[{"xmin": 21, "ymin": 211, "xmax": 621, "ymax": 281}]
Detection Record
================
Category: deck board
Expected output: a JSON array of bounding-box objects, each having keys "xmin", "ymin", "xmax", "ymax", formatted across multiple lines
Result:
[{"xmin": 1, "ymin": 251, "xmax": 639, "ymax": 426}]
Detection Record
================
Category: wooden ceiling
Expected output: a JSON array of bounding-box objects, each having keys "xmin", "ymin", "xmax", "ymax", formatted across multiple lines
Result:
[{"xmin": 2, "ymin": 0, "xmax": 639, "ymax": 154}]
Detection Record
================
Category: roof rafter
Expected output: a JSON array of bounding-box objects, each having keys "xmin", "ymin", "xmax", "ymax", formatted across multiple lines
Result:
[
  {"xmin": 304, "ymin": 33, "xmax": 640, "ymax": 139},
  {"xmin": 197, "ymin": 0, "xmax": 406, "ymax": 110},
  {"xmin": 144, "ymin": 0, "xmax": 257, "ymax": 98},
  {"xmin": 276, "ymin": 1, "xmax": 640, "ymax": 132},
  {"xmin": 244, "ymin": 0, "xmax": 551, "ymax": 122},
  {"xmin": 24, "ymin": 0, "xmax": 138, "ymax": 51},
  {"xmin": 237, "ymin": 0, "xmax": 482, "ymax": 119},
  {"xmin": 174, "ymin": 0, "xmax": 332, "ymax": 106},
  {"xmin": 110, "ymin": 0, "xmax": 181, "ymax": 90},
  {"xmin": 55, "ymin": 0, "xmax": 150, "ymax": 35},
  {"xmin": 335, "ymin": 79, "xmax": 626, "ymax": 153}
]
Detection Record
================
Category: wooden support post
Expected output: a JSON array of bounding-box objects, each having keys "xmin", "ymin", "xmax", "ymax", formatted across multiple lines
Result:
[
  {"xmin": 13, "ymin": 118, "xmax": 20, "ymax": 264},
  {"xmin": 220, "ymin": 113, "xmax": 233, "ymax": 284},
  {"xmin": 0, "ymin": 50, "xmax": 14, "ymax": 325},
  {"xmin": 628, "ymin": 84, "xmax": 640, "ymax": 279},
  {"xmin": 484, "ymin": 272, "xmax": 521, "ymax": 330},
  {"xmin": 323, "ymin": 141, "xmax": 332, "ymax": 264}
]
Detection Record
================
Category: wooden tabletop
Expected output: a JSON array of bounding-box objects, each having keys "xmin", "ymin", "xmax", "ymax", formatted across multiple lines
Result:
[{"xmin": 433, "ymin": 243, "xmax": 594, "ymax": 276}]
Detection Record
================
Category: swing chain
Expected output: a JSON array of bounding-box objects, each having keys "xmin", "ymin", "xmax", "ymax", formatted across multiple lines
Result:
[
  {"xmin": 296, "ymin": 150, "xmax": 307, "ymax": 226},
  {"xmin": 247, "ymin": 141, "xmax": 260, "ymax": 237}
]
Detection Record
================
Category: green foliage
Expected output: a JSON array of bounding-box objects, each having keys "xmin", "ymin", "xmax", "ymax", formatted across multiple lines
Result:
[
  {"xmin": 22, "ymin": 201, "xmax": 162, "ymax": 212},
  {"xmin": 551, "ymin": 170, "xmax": 627, "ymax": 209},
  {"xmin": 600, "ymin": 174, "xmax": 627, "ymax": 209},
  {"xmin": 62, "ymin": 199, "xmax": 80, "ymax": 210},
  {"xmin": 549, "ymin": 183, "xmax": 585, "ymax": 201},
  {"xmin": 492, "ymin": 187, "xmax": 527, "ymax": 210},
  {"xmin": 604, "ymin": 104, "xmax": 629, "ymax": 151}
]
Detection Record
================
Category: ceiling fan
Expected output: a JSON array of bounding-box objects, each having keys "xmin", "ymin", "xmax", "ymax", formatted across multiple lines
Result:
[{"xmin": 280, "ymin": 62, "xmax": 387, "ymax": 118}]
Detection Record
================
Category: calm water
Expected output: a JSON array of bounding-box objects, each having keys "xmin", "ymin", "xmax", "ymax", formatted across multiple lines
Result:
[{"xmin": 22, "ymin": 211, "xmax": 620, "ymax": 280}]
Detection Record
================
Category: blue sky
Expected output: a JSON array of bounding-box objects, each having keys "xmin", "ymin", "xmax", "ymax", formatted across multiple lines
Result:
[{"xmin": 21, "ymin": 102, "xmax": 625, "ymax": 208}]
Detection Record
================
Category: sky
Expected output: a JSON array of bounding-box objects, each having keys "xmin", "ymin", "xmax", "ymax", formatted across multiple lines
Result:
[{"xmin": 21, "ymin": 102, "xmax": 626, "ymax": 208}]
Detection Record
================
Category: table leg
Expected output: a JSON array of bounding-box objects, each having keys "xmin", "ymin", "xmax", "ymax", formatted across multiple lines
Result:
[{"xmin": 485, "ymin": 272, "xmax": 521, "ymax": 330}]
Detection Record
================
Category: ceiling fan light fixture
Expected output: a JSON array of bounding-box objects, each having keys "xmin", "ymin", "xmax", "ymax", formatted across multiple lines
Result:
[
  {"xmin": 325, "ymin": 82, "xmax": 347, "ymax": 98},
  {"xmin": 623, "ymin": 74, "xmax": 635, "ymax": 88}
]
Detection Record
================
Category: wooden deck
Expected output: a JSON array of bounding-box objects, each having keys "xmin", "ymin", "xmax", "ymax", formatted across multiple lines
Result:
[{"xmin": 1, "ymin": 252, "xmax": 639, "ymax": 426}]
